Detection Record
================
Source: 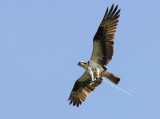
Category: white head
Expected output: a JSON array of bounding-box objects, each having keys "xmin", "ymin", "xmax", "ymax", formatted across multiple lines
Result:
[{"xmin": 77, "ymin": 61, "xmax": 88, "ymax": 69}]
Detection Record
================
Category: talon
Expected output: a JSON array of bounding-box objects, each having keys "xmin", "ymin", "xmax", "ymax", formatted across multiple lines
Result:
[{"xmin": 96, "ymin": 73, "xmax": 100, "ymax": 79}]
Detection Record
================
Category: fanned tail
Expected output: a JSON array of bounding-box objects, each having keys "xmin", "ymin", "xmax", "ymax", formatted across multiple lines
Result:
[{"xmin": 102, "ymin": 71, "xmax": 120, "ymax": 84}]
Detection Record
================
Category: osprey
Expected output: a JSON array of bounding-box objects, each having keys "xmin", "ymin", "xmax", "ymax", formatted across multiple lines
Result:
[{"xmin": 68, "ymin": 4, "xmax": 121, "ymax": 107}]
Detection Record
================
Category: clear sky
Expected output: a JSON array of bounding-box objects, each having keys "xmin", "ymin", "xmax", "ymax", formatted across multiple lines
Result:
[{"xmin": 0, "ymin": 0, "xmax": 160, "ymax": 119}]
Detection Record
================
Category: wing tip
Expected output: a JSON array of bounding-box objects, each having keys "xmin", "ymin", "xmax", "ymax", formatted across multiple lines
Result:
[
  {"xmin": 68, "ymin": 97, "xmax": 82, "ymax": 107},
  {"xmin": 103, "ymin": 4, "xmax": 121, "ymax": 19}
]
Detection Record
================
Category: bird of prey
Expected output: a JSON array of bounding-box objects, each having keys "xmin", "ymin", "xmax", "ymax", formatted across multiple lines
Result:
[{"xmin": 68, "ymin": 4, "xmax": 121, "ymax": 107}]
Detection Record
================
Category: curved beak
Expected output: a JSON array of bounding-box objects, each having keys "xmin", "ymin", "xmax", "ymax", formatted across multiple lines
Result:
[{"xmin": 77, "ymin": 62, "xmax": 80, "ymax": 66}]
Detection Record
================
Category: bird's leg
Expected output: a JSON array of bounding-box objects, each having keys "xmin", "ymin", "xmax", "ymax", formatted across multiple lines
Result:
[
  {"xmin": 88, "ymin": 67, "xmax": 96, "ymax": 81},
  {"xmin": 96, "ymin": 68, "xmax": 101, "ymax": 79}
]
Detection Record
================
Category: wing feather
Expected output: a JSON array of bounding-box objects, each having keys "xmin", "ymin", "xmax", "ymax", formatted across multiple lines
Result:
[
  {"xmin": 90, "ymin": 4, "xmax": 121, "ymax": 65},
  {"xmin": 68, "ymin": 71, "xmax": 102, "ymax": 107}
]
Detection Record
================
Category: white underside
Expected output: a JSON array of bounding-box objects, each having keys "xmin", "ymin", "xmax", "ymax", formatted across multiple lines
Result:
[{"xmin": 87, "ymin": 60, "xmax": 104, "ymax": 82}]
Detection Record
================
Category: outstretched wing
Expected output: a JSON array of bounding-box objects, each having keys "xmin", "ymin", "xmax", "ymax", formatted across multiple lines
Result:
[
  {"xmin": 68, "ymin": 71, "xmax": 102, "ymax": 107},
  {"xmin": 90, "ymin": 4, "xmax": 120, "ymax": 65}
]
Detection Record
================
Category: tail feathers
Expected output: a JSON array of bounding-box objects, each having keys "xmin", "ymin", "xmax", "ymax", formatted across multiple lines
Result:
[{"xmin": 102, "ymin": 71, "xmax": 120, "ymax": 85}]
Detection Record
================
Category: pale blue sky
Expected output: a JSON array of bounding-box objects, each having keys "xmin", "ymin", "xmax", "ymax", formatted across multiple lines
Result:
[{"xmin": 0, "ymin": 0, "xmax": 160, "ymax": 119}]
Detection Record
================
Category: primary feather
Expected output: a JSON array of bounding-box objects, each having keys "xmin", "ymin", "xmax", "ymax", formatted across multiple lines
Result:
[{"xmin": 68, "ymin": 4, "xmax": 121, "ymax": 107}]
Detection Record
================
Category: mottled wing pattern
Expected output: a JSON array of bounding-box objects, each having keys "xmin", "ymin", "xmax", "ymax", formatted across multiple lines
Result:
[
  {"xmin": 68, "ymin": 71, "xmax": 102, "ymax": 107},
  {"xmin": 90, "ymin": 4, "xmax": 120, "ymax": 65}
]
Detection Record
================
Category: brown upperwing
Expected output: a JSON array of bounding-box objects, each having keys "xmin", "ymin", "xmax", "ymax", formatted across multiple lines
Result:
[
  {"xmin": 68, "ymin": 71, "xmax": 102, "ymax": 107},
  {"xmin": 90, "ymin": 4, "xmax": 120, "ymax": 66}
]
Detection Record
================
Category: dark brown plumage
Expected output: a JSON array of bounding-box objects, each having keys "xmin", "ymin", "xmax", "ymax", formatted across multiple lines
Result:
[
  {"xmin": 68, "ymin": 72, "xmax": 102, "ymax": 107},
  {"xmin": 68, "ymin": 4, "xmax": 121, "ymax": 107},
  {"xmin": 91, "ymin": 4, "xmax": 120, "ymax": 65}
]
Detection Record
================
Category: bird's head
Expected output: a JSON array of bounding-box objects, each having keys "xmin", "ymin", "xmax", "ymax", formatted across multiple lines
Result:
[{"xmin": 77, "ymin": 61, "xmax": 88, "ymax": 69}]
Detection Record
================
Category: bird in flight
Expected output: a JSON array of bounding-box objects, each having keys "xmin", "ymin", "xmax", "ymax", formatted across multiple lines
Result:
[{"xmin": 68, "ymin": 4, "xmax": 121, "ymax": 107}]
